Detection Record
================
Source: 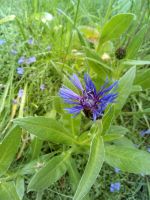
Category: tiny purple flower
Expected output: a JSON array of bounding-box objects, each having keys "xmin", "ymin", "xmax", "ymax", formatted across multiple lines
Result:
[
  {"xmin": 28, "ymin": 38, "xmax": 34, "ymax": 45},
  {"xmin": 46, "ymin": 45, "xmax": 51, "ymax": 51},
  {"xmin": 114, "ymin": 168, "xmax": 120, "ymax": 173},
  {"xmin": 147, "ymin": 148, "xmax": 150, "ymax": 153},
  {"xmin": 18, "ymin": 89, "xmax": 24, "ymax": 98},
  {"xmin": 12, "ymin": 99, "xmax": 17, "ymax": 104},
  {"xmin": 59, "ymin": 74, "xmax": 118, "ymax": 120},
  {"xmin": 40, "ymin": 84, "xmax": 45, "ymax": 90},
  {"xmin": 11, "ymin": 49, "xmax": 17, "ymax": 55},
  {"xmin": 17, "ymin": 67, "xmax": 24, "ymax": 75},
  {"xmin": 18, "ymin": 56, "xmax": 25, "ymax": 65},
  {"xmin": 140, "ymin": 129, "xmax": 150, "ymax": 137},
  {"xmin": 0, "ymin": 39, "xmax": 6, "ymax": 45},
  {"xmin": 110, "ymin": 182, "xmax": 121, "ymax": 192},
  {"xmin": 26, "ymin": 56, "xmax": 36, "ymax": 64}
]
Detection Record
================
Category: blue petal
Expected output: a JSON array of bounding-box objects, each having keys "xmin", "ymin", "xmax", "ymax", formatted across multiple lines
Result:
[
  {"xmin": 59, "ymin": 86, "xmax": 80, "ymax": 101},
  {"xmin": 70, "ymin": 74, "xmax": 83, "ymax": 91},
  {"xmin": 140, "ymin": 129, "xmax": 150, "ymax": 137},
  {"xmin": 98, "ymin": 80, "xmax": 118, "ymax": 96},
  {"xmin": 99, "ymin": 93, "xmax": 117, "ymax": 103},
  {"xmin": 65, "ymin": 105, "xmax": 83, "ymax": 115},
  {"xmin": 84, "ymin": 73, "xmax": 96, "ymax": 94}
]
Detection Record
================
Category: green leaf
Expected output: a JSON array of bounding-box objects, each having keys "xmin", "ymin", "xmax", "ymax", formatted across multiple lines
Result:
[
  {"xmin": 28, "ymin": 153, "xmax": 70, "ymax": 191},
  {"xmin": 126, "ymin": 25, "xmax": 147, "ymax": 58},
  {"xmin": 134, "ymin": 68, "xmax": 150, "ymax": 89},
  {"xmin": 97, "ymin": 13, "xmax": 135, "ymax": 49},
  {"xmin": 63, "ymin": 114, "xmax": 81, "ymax": 136},
  {"xmin": 113, "ymin": 137, "xmax": 136, "ymax": 149},
  {"xmin": 68, "ymin": 158, "xmax": 91, "ymax": 200},
  {"xmin": 109, "ymin": 125, "xmax": 129, "ymax": 135},
  {"xmin": 19, "ymin": 152, "xmax": 57, "ymax": 175},
  {"xmin": 0, "ymin": 182, "xmax": 20, "ymax": 200},
  {"xmin": 14, "ymin": 117, "xmax": 76, "ymax": 145},
  {"xmin": 16, "ymin": 177, "xmax": 24, "ymax": 200},
  {"xmin": 102, "ymin": 106, "xmax": 114, "ymax": 134},
  {"xmin": 106, "ymin": 145, "xmax": 150, "ymax": 175},
  {"xmin": 73, "ymin": 134, "xmax": 105, "ymax": 200},
  {"xmin": 123, "ymin": 60, "xmax": 150, "ymax": 66},
  {"xmin": 0, "ymin": 126, "xmax": 21, "ymax": 176},
  {"xmin": 30, "ymin": 137, "xmax": 43, "ymax": 160},
  {"xmin": 85, "ymin": 48, "xmax": 112, "ymax": 80},
  {"xmin": 0, "ymin": 15, "xmax": 16, "ymax": 25},
  {"xmin": 114, "ymin": 66, "xmax": 136, "ymax": 115},
  {"xmin": 103, "ymin": 134, "xmax": 124, "ymax": 142}
]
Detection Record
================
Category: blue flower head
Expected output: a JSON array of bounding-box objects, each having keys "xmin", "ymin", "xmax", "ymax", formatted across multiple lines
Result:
[
  {"xmin": 17, "ymin": 67, "xmax": 24, "ymax": 75},
  {"xmin": 59, "ymin": 74, "xmax": 118, "ymax": 121},
  {"xmin": 110, "ymin": 182, "xmax": 121, "ymax": 192}
]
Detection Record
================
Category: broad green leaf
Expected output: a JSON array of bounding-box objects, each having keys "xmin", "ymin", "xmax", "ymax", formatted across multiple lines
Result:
[
  {"xmin": 123, "ymin": 60, "xmax": 150, "ymax": 66},
  {"xmin": 102, "ymin": 106, "xmax": 114, "ymax": 134},
  {"xmin": 106, "ymin": 145, "xmax": 150, "ymax": 175},
  {"xmin": 97, "ymin": 13, "xmax": 135, "ymax": 49},
  {"xmin": 28, "ymin": 153, "xmax": 70, "ymax": 191},
  {"xmin": 131, "ymin": 85, "xmax": 142, "ymax": 93},
  {"xmin": 113, "ymin": 137, "xmax": 136, "ymax": 149},
  {"xmin": 103, "ymin": 134, "xmax": 124, "ymax": 142},
  {"xmin": 63, "ymin": 114, "xmax": 81, "ymax": 136},
  {"xmin": 0, "ymin": 182, "xmax": 20, "ymax": 200},
  {"xmin": 0, "ymin": 126, "xmax": 21, "ymax": 176},
  {"xmin": 109, "ymin": 125, "xmax": 129, "ymax": 135},
  {"xmin": 134, "ymin": 68, "xmax": 150, "ymax": 89},
  {"xmin": 114, "ymin": 66, "xmax": 136, "ymax": 115},
  {"xmin": 126, "ymin": 26, "xmax": 147, "ymax": 58},
  {"xmin": 19, "ymin": 152, "xmax": 57, "ymax": 175},
  {"xmin": 14, "ymin": 117, "xmax": 76, "ymax": 145},
  {"xmin": 0, "ymin": 15, "xmax": 16, "ymax": 24},
  {"xmin": 30, "ymin": 137, "xmax": 43, "ymax": 160},
  {"xmin": 73, "ymin": 134, "xmax": 105, "ymax": 200},
  {"xmin": 16, "ymin": 177, "xmax": 24, "ymax": 200},
  {"xmin": 68, "ymin": 158, "xmax": 91, "ymax": 200}
]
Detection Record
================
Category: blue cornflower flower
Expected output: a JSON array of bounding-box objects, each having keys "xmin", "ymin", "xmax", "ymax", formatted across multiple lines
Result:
[
  {"xmin": 18, "ymin": 89, "xmax": 24, "ymax": 98},
  {"xmin": 140, "ymin": 129, "xmax": 150, "ymax": 137},
  {"xmin": 26, "ymin": 56, "xmax": 36, "ymax": 64},
  {"xmin": 114, "ymin": 168, "xmax": 120, "ymax": 173},
  {"xmin": 0, "ymin": 39, "xmax": 6, "ymax": 45},
  {"xmin": 40, "ymin": 84, "xmax": 45, "ymax": 90},
  {"xmin": 110, "ymin": 182, "xmax": 121, "ymax": 192},
  {"xmin": 28, "ymin": 38, "xmax": 34, "ymax": 45},
  {"xmin": 59, "ymin": 74, "xmax": 118, "ymax": 120},
  {"xmin": 17, "ymin": 67, "xmax": 24, "ymax": 75},
  {"xmin": 18, "ymin": 56, "xmax": 25, "ymax": 65}
]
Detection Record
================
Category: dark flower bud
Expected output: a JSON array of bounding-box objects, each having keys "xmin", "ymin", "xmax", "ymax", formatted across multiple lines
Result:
[{"xmin": 115, "ymin": 47, "xmax": 126, "ymax": 59}]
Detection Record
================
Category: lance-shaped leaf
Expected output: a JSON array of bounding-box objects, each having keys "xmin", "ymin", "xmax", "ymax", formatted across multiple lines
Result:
[
  {"xmin": 68, "ymin": 158, "xmax": 91, "ymax": 200},
  {"xmin": 28, "ymin": 153, "xmax": 70, "ymax": 191},
  {"xmin": 105, "ymin": 145, "xmax": 150, "ymax": 175},
  {"xmin": 0, "ymin": 126, "xmax": 21, "ymax": 176},
  {"xmin": 0, "ymin": 181, "xmax": 20, "ymax": 200},
  {"xmin": 73, "ymin": 134, "xmax": 105, "ymax": 200},
  {"xmin": 114, "ymin": 66, "xmax": 136, "ymax": 115},
  {"xmin": 97, "ymin": 13, "xmax": 135, "ymax": 50},
  {"xmin": 14, "ymin": 117, "xmax": 76, "ymax": 145}
]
